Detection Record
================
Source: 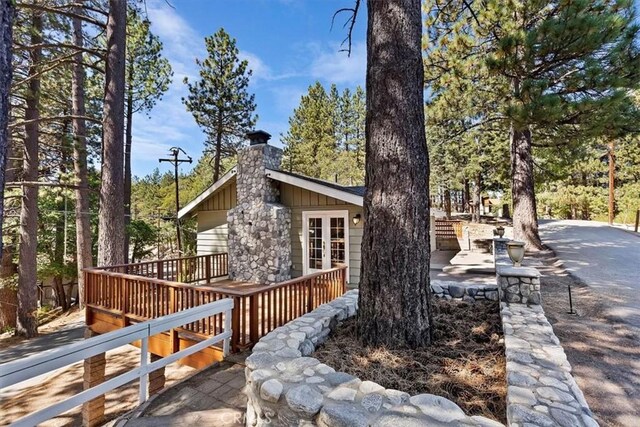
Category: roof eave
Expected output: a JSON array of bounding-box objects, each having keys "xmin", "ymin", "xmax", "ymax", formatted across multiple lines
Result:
[
  {"xmin": 177, "ymin": 168, "xmax": 237, "ymax": 218},
  {"xmin": 266, "ymin": 169, "xmax": 363, "ymax": 206}
]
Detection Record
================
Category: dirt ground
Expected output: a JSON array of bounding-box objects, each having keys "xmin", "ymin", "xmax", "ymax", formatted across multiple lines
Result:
[
  {"xmin": 0, "ymin": 309, "xmax": 196, "ymax": 427},
  {"xmin": 534, "ymin": 250, "xmax": 640, "ymax": 427},
  {"xmin": 0, "ymin": 306, "xmax": 84, "ymax": 348},
  {"xmin": 314, "ymin": 299, "xmax": 506, "ymax": 423}
]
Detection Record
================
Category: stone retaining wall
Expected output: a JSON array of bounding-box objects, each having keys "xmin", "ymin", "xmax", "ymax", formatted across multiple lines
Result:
[
  {"xmin": 245, "ymin": 290, "xmax": 503, "ymax": 427},
  {"xmin": 493, "ymin": 238, "xmax": 599, "ymax": 427},
  {"xmin": 431, "ymin": 280, "xmax": 499, "ymax": 302},
  {"xmin": 502, "ymin": 303, "xmax": 597, "ymax": 426},
  {"xmin": 496, "ymin": 267, "xmax": 541, "ymax": 305}
]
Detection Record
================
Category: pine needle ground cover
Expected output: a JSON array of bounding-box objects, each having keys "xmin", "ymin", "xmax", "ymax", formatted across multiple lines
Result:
[{"xmin": 314, "ymin": 299, "xmax": 506, "ymax": 422}]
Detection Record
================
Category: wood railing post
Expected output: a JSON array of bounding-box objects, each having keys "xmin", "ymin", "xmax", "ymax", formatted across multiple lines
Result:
[
  {"xmin": 157, "ymin": 261, "xmax": 164, "ymax": 280},
  {"xmin": 635, "ymin": 209, "xmax": 639, "ymax": 233},
  {"xmin": 231, "ymin": 296, "xmax": 241, "ymax": 353},
  {"xmin": 249, "ymin": 294, "xmax": 259, "ymax": 345},
  {"xmin": 205, "ymin": 255, "xmax": 211, "ymax": 282},
  {"xmin": 341, "ymin": 267, "xmax": 347, "ymax": 294},
  {"xmin": 120, "ymin": 278, "xmax": 128, "ymax": 327},
  {"xmin": 169, "ymin": 287, "xmax": 179, "ymax": 353},
  {"xmin": 307, "ymin": 277, "xmax": 315, "ymax": 313}
]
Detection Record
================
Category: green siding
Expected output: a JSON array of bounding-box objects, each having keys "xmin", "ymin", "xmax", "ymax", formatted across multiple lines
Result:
[
  {"xmin": 280, "ymin": 183, "xmax": 363, "ymax": 285},
  {"xmin": 194, "ymin": 180, "xmax": 363, "ymax": 285},
  {"xmin": 196, "ymin": 211, "xmax": 229, "ymax": 255}
]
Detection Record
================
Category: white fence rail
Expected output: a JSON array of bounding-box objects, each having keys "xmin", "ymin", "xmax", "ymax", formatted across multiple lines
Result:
[{"xmin": 0, "ymin": 298, "xmax": 234, "ymax": 427}]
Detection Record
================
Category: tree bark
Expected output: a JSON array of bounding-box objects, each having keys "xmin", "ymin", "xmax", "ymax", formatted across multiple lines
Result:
[
  {"xmin": 124, "ymin": 77, "xmax": 133, "ymax": 264},
  {"xmin": 97, "ymin": 0, "xmax": 126, "ymax": 267},
  {"xmin": 214, "ymin": 113, "xmax": 223, "ymax": 182},
  {"xmin": 357, "ymin": 0, "xmax": 432, "ymax": 349},
  {"xmin": 472, "ymin": 174, "xmax": 481, "ymax": 223},
  {"xmin": 0, "ymin": 0, "xmax": 13, "ymax": 257},
  {"xmin": 72, "ymin": 0, "xmax": 92, "ymax": 307},
  {"xmin": 16, "ymin": 9, "xmax": 42, "ymax": 338},
  {"xmin": 53, "ymin": 197, "xmax": 68, "ymax": 310},
  {"xmin": 444, "ymin": 188, "xmax": 451, "ymax": 218},
  {"xmin": 463, "ymin": 178, "xmax": 470, "ymax": 213},
  {"xmin": 0, "ymin": 126, "xmax": 19, "ymax": 329},
  {"xmin": 511, "ymin": 125, "xmax": 543, "ymax": 249},
  {"xmin": 608, "ymin": 141, "xmax": 615, "ymax": 225}
]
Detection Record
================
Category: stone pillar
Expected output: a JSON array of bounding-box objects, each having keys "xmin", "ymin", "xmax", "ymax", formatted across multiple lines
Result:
[
  {"xmin": 228, "ymin": 132, "xmax": 291, "ymax": 285},
  {"xmin": 148, "ymin": 354, "xmax": 166, "ymax": 396},
  {"xmin": 493, "ymin": 238, "xmax": 510, "ymax": 268},
  {"xmin": 496, "ymin": 266, "xmax": 541, "ymax": 305},
  {"xmin": 82, "ymin": 329, "xmax": 106, "ymax": 427}
]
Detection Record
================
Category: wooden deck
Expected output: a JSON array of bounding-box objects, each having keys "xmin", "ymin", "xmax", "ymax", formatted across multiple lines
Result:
[{"xmin": 84, "ymin": 254, "xmax": 347, "ymax": 369}]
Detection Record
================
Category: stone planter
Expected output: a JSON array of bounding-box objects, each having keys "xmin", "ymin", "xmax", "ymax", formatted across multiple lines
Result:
[{"xmin": 244, "ymin": 290, "xmax": 503, "ymax": 426}]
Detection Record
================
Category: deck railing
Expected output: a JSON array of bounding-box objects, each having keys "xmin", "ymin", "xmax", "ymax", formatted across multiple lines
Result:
[
  {"xmin": 84, "ymin": 261, "xmax": 347, "ymax": 352},
  {"xmin": 92, "ymin": 253, "xmax": 229, "ymax": 284},
  {"xmin": 434, "ymin": 219, "xmax": 464, "ymax": 239},
  {"xmin": 1, "ymin": 299, "xmax": 233, "ymax": 427}
]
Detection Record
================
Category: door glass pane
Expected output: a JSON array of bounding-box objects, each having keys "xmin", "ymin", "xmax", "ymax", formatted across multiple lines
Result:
[
  {"xmin": 330, "ymin": 217, "xmax": 345, "ymax": 267},
  {"xmin": 308, "ymin": 217, "xmax": 323, "ymax": 270}
]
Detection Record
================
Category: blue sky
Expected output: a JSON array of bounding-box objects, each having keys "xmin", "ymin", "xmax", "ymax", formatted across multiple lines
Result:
[{"xmin": 132, "ymin": 0, "xmax": 367, "ymax": 177}]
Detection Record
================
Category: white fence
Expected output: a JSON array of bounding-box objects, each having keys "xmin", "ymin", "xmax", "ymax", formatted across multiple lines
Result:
[{"xmin": 0, "ymin": 298, "xmax": 234, "ymax": 427}]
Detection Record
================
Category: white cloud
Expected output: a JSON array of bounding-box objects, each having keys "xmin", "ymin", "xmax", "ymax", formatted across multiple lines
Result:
[
  {"xmin": 239, "ymin": 50, "xmax": 301, "ymax": 85},
  {"xmin": 309, "ymin": 41, "xmax": 366, "ymax": 85},
  {"xmin": 268, "ymin": 85, "xmax": 307, "ymax": 116},
  {"xmin": 130, "ymin": 0, "xmax": 206, "ymax": 175}
]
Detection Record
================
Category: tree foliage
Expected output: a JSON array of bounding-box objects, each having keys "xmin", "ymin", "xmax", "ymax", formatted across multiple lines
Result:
[
  {"xmin": 183, "ymin": 28, "xmax": 256, "ymax": 182},
  {"xmin": 282, "ymin": 82, "xmax": 365, "ymax": 185},
  {"xmin": 424, "ymin": 0, "xmax": 640, "ymax": 245}
]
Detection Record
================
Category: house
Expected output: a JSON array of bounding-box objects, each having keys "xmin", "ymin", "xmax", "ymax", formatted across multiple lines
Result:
[{"xmin": 179, "ymin": 130, "xmax": 367, "ymax": 286}]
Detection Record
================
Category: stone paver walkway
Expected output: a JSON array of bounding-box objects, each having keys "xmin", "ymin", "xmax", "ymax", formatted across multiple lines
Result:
[{"xmin": 120, "ymin": 354, "xmax": 249, "ymax": 427}]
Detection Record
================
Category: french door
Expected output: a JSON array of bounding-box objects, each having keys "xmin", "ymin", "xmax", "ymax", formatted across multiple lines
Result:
[{"xmin": 302, "ymin": 211, "xmax": 349, "ymax": 276}]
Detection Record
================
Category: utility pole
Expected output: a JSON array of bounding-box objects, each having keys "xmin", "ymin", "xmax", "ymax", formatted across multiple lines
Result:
[
  {"xmin": 608, "ymin": 141, "xmax": 615, "ymax": 225},
  {"xmin": 159, "ymin": 147, "xmax": 192, "ymax": 255}
]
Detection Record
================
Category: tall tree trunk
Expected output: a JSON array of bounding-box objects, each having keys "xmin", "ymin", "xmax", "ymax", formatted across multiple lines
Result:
[
  {"xmin": 472, "ymin": 174, "xmax": 481, "ymax": 223},
  {"xmin": 124, "ymin": 84, "xmax": 133, "ymax": 264},
  {"xmin": 0, "ymin": 245, "xmax": 17, "ymax": 329},
  {"xmin": 53, "ymin": 198, "xmax": 68, "ymax": 310},
  {"xmin": 0, "ymin": 132, "xmax": 19, "ymax": 329},
  {"xmin": 214, "ymin": 114, "xmax": 223, "ymax": 182},
  {"xmin": 463, "ymin": 178, "xmax": 470, "ymax": 213},
  {"xmin": 72, "ymin": 1, "xmax": 92, "ymax": 307},
  {"xmin": 608, "ymin": 141, "xmax": 615, "ymax": 225},
  {"xmin": 97, "ymin": 0, "xmax": 126, "ymax": 267},
  {"xmin": 0, "ymin": 0, "xmax": 13, "ymax": 256},
  {"xmin": 358, "ymin": 0, "xmax": 432, "ymax": 349},
  {"xmin": 444, "ymin": 188, "xmax": 451, "ymax": 218},
  {"xmin": 511, "ymin": 125, "xmax": 543, "ymax": 249},
  {"xmin": 16, "ymin": 9, "xmax": 42, "ymax": 338}
]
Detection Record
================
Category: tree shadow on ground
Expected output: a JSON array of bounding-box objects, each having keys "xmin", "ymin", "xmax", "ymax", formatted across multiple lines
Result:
[{"xmin": 536, "ymin": 250, "xmax": 640, "ymax": 427}]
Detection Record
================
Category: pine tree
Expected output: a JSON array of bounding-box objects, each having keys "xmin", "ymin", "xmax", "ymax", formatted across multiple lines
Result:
[
  {"xmin": 98, "ymin": 0, "xmax": 127, "ymax": 266},
  {"xmin": 483, "ymin": 0, "xmax": 640, "ymax": 248},
  {"xmin": 425, "ymin": 0, "xmax": 640, "ymax": 247},
  {"xmin": 357, "ymin": 0, "xmax": 432, "ymax": 348},
  {"xmin": 124, "ymin": 8, "xmax": 172, "ymax": 262},
  {"xmin": 282, "ymin": 82, "xmax": 365, "ymax": 185},
  {"xmin": 0, "ymin": 0, "xmax": 13, "ymax": 256},
  {"xmin": 71, "ymin": 0, "xmax": 92, "ymax": 308},
  {"xmin": 282, "ymin": 82, "xmax": 337, "ymax": 179},
  {"xmin": 15, "ymin": 6, "xmax": 42, "ymax": 338},
  {"xmin": 183, "ymin": 28, "xmax": 256, "ymax": 182}
]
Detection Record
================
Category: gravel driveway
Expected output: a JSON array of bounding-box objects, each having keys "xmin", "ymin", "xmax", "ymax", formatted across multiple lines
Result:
[{"xmin": 539, "ymin": 220, "xmax": 640, "ymax": 426}]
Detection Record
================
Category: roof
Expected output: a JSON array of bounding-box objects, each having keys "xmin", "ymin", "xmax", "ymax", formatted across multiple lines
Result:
[
  {"xmin": 268, "ymin": 169, "xmax": 366, "ymax": 197},
  {"xmin": 178, "ymin": 167, "xmax": 364, "ymax": 218}
]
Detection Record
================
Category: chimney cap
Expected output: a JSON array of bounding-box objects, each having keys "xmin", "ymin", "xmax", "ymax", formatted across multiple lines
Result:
[{"xmin": 246, "ymin": 130, "xmax": 272, "ymax": 145}]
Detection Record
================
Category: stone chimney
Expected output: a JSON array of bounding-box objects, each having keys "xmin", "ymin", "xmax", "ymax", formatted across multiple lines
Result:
[{"xmin": 227, "ymin": 131, "xmax": 291, "ymax": 284}]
